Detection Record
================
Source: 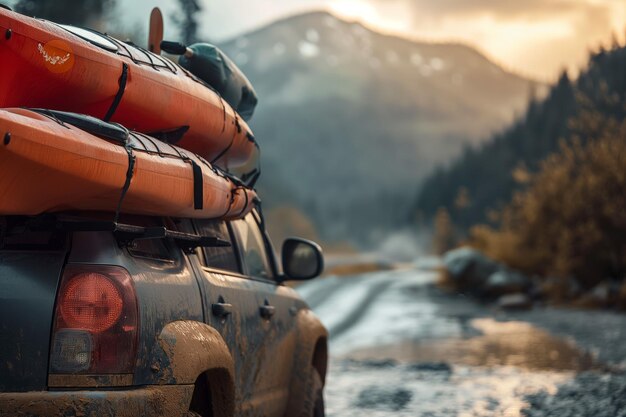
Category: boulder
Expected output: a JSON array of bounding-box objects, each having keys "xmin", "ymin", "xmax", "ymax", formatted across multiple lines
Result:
[
  {"xmin": 442, "ymin": 247, "xmax": 502, "ymax": 294},
  {"xmin": 408, "ymin": 362, "xmax": 452, "ymax": 373},
  {"xmin": 539, "ymin": 276, "xmax": 579, "ymax": 302},
  {"xmin": 496, "ymin": 293, "xmax": 532, "ymax": 310},
  {"xmin": 485, "ymin": 269, "xmax": 531, "ymax": 297},
  {"xmin": 576, "ymin": 280, "xmax": 620, "ymax": 308}
]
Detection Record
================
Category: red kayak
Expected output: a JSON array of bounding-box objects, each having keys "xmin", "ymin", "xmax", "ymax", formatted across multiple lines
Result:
[
  {"xmin": 0, "ymin": 7, "xmax": 255, "ymax": 169},
  {"xmin": 0, "ymin": 108, "xmax": 258, "ymax": 219}
]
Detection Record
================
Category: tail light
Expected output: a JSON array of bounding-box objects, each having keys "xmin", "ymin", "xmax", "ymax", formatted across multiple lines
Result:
[{"xmin": 50, "ymin": 265, "xmax": 138, "ymax": 374}]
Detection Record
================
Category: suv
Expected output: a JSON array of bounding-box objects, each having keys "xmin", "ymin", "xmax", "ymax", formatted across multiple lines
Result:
[{"xmin": 0, "ymin": 210, "xmax": 327, "ymax": 417}]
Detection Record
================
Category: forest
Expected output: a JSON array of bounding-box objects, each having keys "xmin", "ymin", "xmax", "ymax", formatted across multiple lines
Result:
[
  {"xmin": 417, "ymin": 39, "xmax": 626, "ymax": 233},
  {"xmin": 10, "ymin": 0, "xmax": 200, "ymax": 40},
  {"xmin": 418, "ymin": 38, "xmax": 626, "ymax": 297}
]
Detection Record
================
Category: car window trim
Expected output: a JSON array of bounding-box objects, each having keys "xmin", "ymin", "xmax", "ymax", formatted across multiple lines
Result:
[
  {"xmin": 190, "ymin": 219, "xmax": 243, "ymax": 275},
  {"xmin": 126, "ymin": 247, "xmax": 176, "ymax": 264},
  {"xmin": 230, "ymin": 215, "xmax": 278, "ymax": 282},
  {"xmin": 200, "ymin": 265, "xmax": 277, "ymax": 284},
  {"xmin": 251, "ymin": 210, "xmax": 281, "ymax": 281},
  {"xmin": 225, "ymin": 221, "xmax": 245, "ymax": 275}
]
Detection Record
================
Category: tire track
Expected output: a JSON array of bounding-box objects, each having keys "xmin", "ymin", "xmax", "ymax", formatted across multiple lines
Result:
[
  {"xmin": 327, "ymin": 278, "xmax": 395, "ymax": 339},
  {"xmin": 302, "ymin": 277, "xmax": 356, "ymax": 310}
]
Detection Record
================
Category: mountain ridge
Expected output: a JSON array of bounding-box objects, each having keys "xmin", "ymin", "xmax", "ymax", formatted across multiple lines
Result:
[
  {"xmin": 217, "ymin": 11, "xmax": 537, "ymax": 245},
  {"xmin": 224, "ymin": 10, "xmax": 539, "ymax": 84}
]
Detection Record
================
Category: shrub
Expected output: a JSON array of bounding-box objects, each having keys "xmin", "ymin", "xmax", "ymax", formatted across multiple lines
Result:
[{"xmin": 471, "ymin": 115, "xmax": 626, "ymax": 290}]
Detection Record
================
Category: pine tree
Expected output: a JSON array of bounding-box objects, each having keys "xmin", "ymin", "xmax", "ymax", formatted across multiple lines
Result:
[
  {"xmin": 433, "ymin": 207, "xmax": 455, "ymax": 255},
  {"xmin": 172, "ymin": 0, "xmax": 202, "ymax": 45},
  {"xmin": 14, "ymin": 0, "xmax": 115, "ymax": 28}
]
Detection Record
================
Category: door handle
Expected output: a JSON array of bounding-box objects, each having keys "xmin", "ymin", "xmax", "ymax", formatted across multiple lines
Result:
[
  {"xmin": 259, "ymin": 304, "xmax": 275, "ymax": 319},
  {"xmin": 212, "ymin": 302, "xmax": 233, "ymax": 318}
]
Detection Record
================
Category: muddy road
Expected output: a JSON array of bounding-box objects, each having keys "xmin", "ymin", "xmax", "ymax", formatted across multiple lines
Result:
[{"xmin": 297, "ymin": 266, "xmax": 626, "ymax": 416}]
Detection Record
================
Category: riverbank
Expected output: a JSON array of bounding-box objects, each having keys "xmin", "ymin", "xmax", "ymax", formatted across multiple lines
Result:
[{"xmin": 298, "ymin": 266, "xmax": 626, "ymax": 416}]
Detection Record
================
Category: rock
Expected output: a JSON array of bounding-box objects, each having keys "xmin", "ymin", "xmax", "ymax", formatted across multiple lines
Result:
[
  {"xmin": 522, "ymin": 372, "xmax": 626, "ymax": 417},
  {"xmin": 539, "ymin": 276, "xmax": 578, "ymax": 303},
  {"xmin": 485, "ymin": 269, "xmax": 531, "ymax": 297},
  {"xmin": 408, "ymin": 361, "xmax": 452, "ymax": 373},
  {"xmin": 355, "ymin": 386, "xmax": 413, "ymax": 411},
  {"xmin": 576, "ymin": 279, "xmax": 624, "ymax": 308},
  {"xmin": 442, "ymin": 247, "xmax": 502, "ymax": 294},
  {"xmin": 592, "ymin": 283, "xmax": 610, "ymax": 301},
  {"xmin": 497, "ymin": 293, "xmax": 532, "ymax": 310},
  {"xmin": 352, "ymin": 359, "xmax": 398, "ymax": 368}
]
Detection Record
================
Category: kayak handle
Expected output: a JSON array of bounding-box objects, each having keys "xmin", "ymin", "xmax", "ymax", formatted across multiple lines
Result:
[{"xmin": 161, "ymin": 40, "xmax": 194, "ymax": 58}]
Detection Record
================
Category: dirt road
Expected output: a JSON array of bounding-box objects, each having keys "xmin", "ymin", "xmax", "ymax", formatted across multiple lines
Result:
[{"xmin": 297, "ymin": 267, "xmax": 626, "ymax": 416}]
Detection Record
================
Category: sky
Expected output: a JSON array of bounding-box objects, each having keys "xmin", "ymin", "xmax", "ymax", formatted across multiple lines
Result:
[{"xmin": 121, "ymin": 0, "xmax": 625, "ymax": 81}]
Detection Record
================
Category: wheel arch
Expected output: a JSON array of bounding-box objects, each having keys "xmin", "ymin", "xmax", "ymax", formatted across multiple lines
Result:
[
  {"xmin": 283, "ymin": 309, "xmax": 329, "ymax": 417},
  {"xmin": 157, "ymin": 320, "xmax": 236, "ymax": 417}
]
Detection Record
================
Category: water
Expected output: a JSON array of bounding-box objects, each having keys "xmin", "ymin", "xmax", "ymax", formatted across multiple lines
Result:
[{"xmin": 297, "ymin": 268, "xmax": 598, "ymax": 416}]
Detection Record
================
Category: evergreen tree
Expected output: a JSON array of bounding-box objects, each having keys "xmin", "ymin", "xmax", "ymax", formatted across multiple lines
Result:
[
  {"xmin": 172, "ymin": 0, "xmax": 202, "ymax": 45},
  {"xmin": 433, "ymin": 207, "xmax": 455, "ymax": 255},
  {"xmin": 415, "ymin": 43, "xmax": 626, "ymax": 233},
  {"xmin": 14, "ymin": 0, "xmax": 115, "ymax": 27}
]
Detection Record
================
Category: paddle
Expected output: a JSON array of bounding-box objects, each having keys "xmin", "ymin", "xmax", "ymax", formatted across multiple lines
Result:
[{"xmin": 148, "ymin": 7, "xmax": 164, "ymax": 54}]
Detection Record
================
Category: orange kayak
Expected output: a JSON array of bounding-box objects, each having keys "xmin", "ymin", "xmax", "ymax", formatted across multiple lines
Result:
[
  {"xmin": 0, "ymin": 108, "xmax": 258, "ymax": 219},
  {"xmin": 0, "ymin": 7, "xmax": 255, "ymax": 169}
]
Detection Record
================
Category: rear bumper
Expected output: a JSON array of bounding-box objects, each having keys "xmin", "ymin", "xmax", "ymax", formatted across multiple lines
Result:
[{"xmin": 0, "ymin": 384, "xmax": 194, "ymax": 417}]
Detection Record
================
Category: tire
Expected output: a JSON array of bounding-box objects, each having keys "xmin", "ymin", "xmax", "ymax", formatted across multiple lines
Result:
[{"xmin": 312, "ymin": 371, "xmax": 325, "ymax": 417}]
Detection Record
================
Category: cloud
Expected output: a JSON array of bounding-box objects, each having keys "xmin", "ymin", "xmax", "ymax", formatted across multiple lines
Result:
[
  {"xmin": 116, "ymin": 0, "xmax": 623, "ymax": 79},
  {"xmin": 353, "ymin": 0, "xmax": 618, "ymax": 79},
  {"xmin": 368, "ymin": 0, "xmax": 610, "ymax": 21}
]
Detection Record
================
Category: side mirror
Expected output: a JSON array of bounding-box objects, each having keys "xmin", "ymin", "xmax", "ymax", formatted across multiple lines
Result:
[{"xmin": 281, "ymin": 238, "xmax": 324, "ymax": 281}]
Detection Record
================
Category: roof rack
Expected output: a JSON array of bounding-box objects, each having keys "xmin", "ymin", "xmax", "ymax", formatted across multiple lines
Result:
[{"xmin": 26, "ymin": 215, "xmax": 229, "ymax": 253}]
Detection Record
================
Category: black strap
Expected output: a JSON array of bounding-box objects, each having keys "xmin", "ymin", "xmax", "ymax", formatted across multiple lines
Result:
[
  {"xmin": 114, "ymin": 142, "xmax": 135, "ymax": 224},
  {"xmin": 104, "ymin": 63, "xmax": 129, "ymax": 122},
  {"xmin": 191, "ymin": 160, "xmax": 203, "ymax": 210},
  {"xmin": 211, "ymin": 115, "xmax": 241, "ymax": 165},
  {"xmin": 210, "ymin": 135, "xmax": 235, "ymax": 165}
]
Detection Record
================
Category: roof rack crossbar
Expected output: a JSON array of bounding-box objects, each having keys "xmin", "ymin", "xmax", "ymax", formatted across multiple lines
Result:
[{"xmin": 36, "ymin": 216, "xmax": 230, "ymax": 250}]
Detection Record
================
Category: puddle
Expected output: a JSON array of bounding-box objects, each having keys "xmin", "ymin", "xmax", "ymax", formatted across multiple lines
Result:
[
  {"xmin": 346, "ymin": 318, "xmax": 596, "ymax": 371},
  {"xmin": 325, "ymin": 359, "xmax": 573, "ymax": 417},
  {"xmin": 304, "ymin": 269, "xmax": 607, "ymax": 416},
  {"xmin": 326, "ymin": 318, "xmax": 597, "ymax": 416}
]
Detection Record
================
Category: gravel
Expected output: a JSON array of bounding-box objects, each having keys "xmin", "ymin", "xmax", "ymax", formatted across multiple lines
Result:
[{"xmin": 522, "ymin": 372, "xmax": 626, "ymax": 417}]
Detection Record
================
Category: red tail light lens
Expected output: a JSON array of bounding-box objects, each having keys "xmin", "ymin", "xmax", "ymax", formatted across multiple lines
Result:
[
  {"xmin": 59, "ymin": 272, "xmax": 123, "ymax": 333},
  {"xmin": 50, "ymin": 265, "xmax": 138, "ymax": 374}
]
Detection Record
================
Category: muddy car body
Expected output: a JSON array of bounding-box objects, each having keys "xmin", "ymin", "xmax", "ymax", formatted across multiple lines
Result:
[{"xmin": 0, "ymin": 211, "xmax": 327, "ymax": 417}]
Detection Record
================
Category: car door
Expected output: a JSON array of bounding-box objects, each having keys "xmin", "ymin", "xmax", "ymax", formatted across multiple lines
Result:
[
  {"xmin": 229, "ymin": 213, "xmax": 300, "ymax": 415},
  {"xmin": 184, "ymin": 217, "xmax": 281, "ymax": 415}
]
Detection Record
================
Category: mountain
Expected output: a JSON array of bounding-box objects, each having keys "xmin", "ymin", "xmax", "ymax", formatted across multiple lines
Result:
[
  {"xmin": 218, "ymin": 11, "xmax": 537, "ymax": 245},
  {"xmin": 414, "ymin": 43, "xmax": 626, "ymax": 233}
]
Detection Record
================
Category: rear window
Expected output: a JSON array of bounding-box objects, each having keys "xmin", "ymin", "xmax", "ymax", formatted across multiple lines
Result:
[{"xmin": 194, "ymin": 220, "xmax": 240, "ymax": 273}]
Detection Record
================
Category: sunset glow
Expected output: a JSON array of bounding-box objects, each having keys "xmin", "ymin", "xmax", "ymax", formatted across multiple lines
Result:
[
  {"xmin": 322, "ymin": 0, "xmax": 626, "ymax": 80},
  {"xmin": 118, "ymin": 0, "xmax": 626, "ymax": 80}
]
